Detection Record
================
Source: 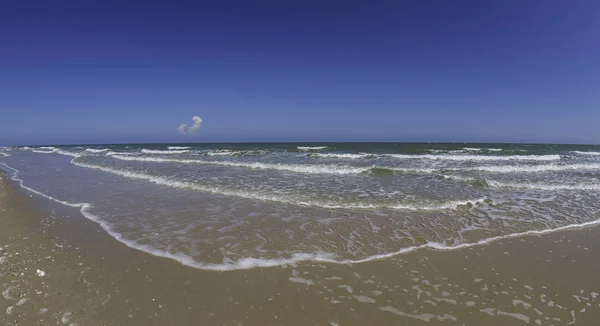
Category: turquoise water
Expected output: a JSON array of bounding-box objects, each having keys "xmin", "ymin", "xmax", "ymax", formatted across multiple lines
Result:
[{"xmin": 1, "ymin": 143, "xmax": 600, "ymax": 270}]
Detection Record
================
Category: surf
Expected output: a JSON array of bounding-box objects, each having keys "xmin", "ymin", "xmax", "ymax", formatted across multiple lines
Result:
[
  {"xmin": 85, "ymin": 148, "xmax": 109, "ymax": 153},
  {"xmin": 141, "ymin": 149, "xmax": 189, "ymax": 154},
  {"xmin": 3, "ymin": 161, "xmax": 600, "ymax": 272}
]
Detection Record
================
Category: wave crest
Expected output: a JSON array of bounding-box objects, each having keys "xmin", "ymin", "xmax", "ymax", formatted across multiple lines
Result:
[
  {"xmin": 85, "ymin": 148, "xmax": 109, "ymax": 153},
  {"xmin": 141, "ymin": 149, "xmax": 189, "ymax": 154},
  {"xmin": 297, "ymin": 146, "xmax": 328, "ymax": 151}
]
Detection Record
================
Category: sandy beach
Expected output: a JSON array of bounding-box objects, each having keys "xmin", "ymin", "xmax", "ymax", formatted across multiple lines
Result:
[{"xmin": 2, "ymin": 170, "xmax": 600, "ymax": 325}]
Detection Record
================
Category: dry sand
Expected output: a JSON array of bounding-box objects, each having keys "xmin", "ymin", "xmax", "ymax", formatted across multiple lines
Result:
[{"xmin": 1, "ymin": 172, "xmax": 600, "ymax": 325}]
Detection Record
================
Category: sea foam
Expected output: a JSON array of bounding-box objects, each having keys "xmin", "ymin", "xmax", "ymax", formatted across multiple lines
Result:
[
  {"xmin": 70, "ymin": 158, "xmax": 488, "ymax": 211},
  {"xmin": 571, "ymin": 151, "xmax": 600, "ymax": 156},
  {"xmin": 110, "ymin": 154, "xmax": 371, "ymax": 175},
  {"xmin": 85, "ymin": 148, "xmax": 109, "ymax": 153},
  {"xmin": 141, "ymin": 149, "xmax": 189, "ymax": 154},
  {"xmin": 309, "ymin": 152, "xmax": 561, "ymax": 161},
  {"xmin": 297, "ymin": 146, "xmax": 328, "ymax": 151},
  {"xmin": 3, "ymin": 161, "xmax": 600, "ymax": 272},
  {"xmin": 446, "ymin": 175, "xmax": 600, "ymax": 191},
  {"xmin": 386, "ymin": 154, "xmax": 561, "ymax": 161}
]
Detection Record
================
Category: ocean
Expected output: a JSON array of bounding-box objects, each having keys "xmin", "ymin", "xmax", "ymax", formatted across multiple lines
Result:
[{"xmin": 1, "ymin": 142, "xmax": 600, "ymax": 271}]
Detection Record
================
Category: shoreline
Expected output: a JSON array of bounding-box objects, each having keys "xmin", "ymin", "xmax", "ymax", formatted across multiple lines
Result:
[
  {"xmin": 2, "ymin": 170, "xmax": 600, "ymax": 325},
  {"xmin": 4, "ymin": 160, "xmax": 600, "ymax": 273}
]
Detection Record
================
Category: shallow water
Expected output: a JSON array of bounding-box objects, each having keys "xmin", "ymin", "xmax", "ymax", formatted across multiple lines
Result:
[{"xmin": 1, "ymin": 143, "xmax": 600, "ymax": 271}]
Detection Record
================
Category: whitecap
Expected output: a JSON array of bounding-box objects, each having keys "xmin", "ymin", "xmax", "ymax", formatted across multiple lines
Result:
[
  {"xmin": 141, "ymin": 149, "xmax": 189, "ymax": 154},
  {"xmin": 70, "ymin": 159, "xmax": 488, "ymax": 211},
  {"xmin": 387, "ymin": 153, "xmax": 560, "ymax": 161},
  {"xmin": 205, "ymin": 150, "xmax": 263, "ymax": 156},
  {"xmin": 110, "ymin": 154, "xmax": 371, "ymax": 175},
  {"xmin": 297, "ymin": 146, "xmax": 328, "ymax": 151},
  {"xmin": 309, "ymin": 153, "xmax": 373, "ymax": 159},
  {"xmin": 85, "ymin": 148, "xmax": 109, "ymax": 153},
  {"xmin": 467, "ymin": 163, "xmax": 600, "ymax": 173},
  {"xmin": 571, "ymin": 151, "xmax": 600, "ymax": 156}
]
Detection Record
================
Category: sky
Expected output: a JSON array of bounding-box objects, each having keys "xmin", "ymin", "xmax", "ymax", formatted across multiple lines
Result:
[{"xmin": 1, "ymin": 0, "xmax": 599, "ymax": 145}]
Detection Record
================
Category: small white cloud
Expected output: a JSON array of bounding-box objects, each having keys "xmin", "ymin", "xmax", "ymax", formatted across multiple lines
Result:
[{"xmin": 177, "ymin": 116, "xmax": 203, "ymax": 135}]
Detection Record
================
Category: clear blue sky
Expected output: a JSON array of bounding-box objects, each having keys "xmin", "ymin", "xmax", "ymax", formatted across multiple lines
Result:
[{"xmin": 1, "ymin": 0, "xmax": 599, "ymax": 145}]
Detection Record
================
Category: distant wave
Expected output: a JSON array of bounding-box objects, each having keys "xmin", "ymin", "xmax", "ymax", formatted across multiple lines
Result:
[
  {"xmin": 105, "ymin": 151, "xmax": 137, "ymax": 156},
  {"xmin": 369, "ymin": 163, "xmax": 600, "ymax": 175},
  {"xmin": 386, "ymin": 154, "xmax": 560, "ymax": 161},
  {"xmin": 463, "ymin": 148, "xmax": 503, "ymax": 152},
  {"xmin": 109, "ymin": 154, "xmax": 598, "ymax": 176},
  {"xmin": 141, "ymin": 149, "xmax": 189, "ymax": 154},
  {"xmin": 27, "ymin": 147, "xmax": 81, "ymax": 158},
  {"xmin": 309, "ymin": 153, "xmax": 374, "ymax": 159},
  {"xmin": 85, "ymin": 148, "xmax": 109, "ymax": 153},
  {"xmin": 205, "ymin": 150, "xmax": 264, "ymax": 156},
  {"xmin": 307, "ymin": 152, "xmax": 560, "ymax": 161},
  {"xmin": 571, "ymin": 151, "xmax": 600, "ymax": 156},
  {"xmin": 111, "ymin": 155, "xmax": 371, "ymax": 174},
  {"xmin": 466, "ymin": 163, "xmax": 600, "ymax": 173},
  {"xmin": 297, "ymin": 146, "xmax": 328, "ymax": 151},
  {"xmin": 31, "ymin": 149, "xmax": 56, "ymax": 154},
  {"xmin": 167, "ymin": 146, "xmax": 190, "ymax": 150}
]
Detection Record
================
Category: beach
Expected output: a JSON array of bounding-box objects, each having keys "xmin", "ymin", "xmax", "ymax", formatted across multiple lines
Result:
[{"xmin": 2, "ymin": 168, "xmax": 600, "ymax": 325}]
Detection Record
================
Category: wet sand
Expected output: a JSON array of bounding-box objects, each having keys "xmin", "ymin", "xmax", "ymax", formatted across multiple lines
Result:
[{"xmin": 2, "ymin": 172, "xmax": 600, "ymax": 325}]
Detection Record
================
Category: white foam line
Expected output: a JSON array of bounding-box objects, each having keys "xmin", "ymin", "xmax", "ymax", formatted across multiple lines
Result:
[
  {"xmin": 27, "ymin": 147, "xmax": 81, "ymax": 158},
  {"xmin": 467, "ymin": 163, "xmax": 600, "ymax": 173},
  {"xmin": 85, "ymin": 148, "xmax": 109, "ymax": 153},
  {"xmin": 462, "ymin": 148, "xmax": 504, "ymax": 152},
  {"xmin": 72, "ymin": 159, "xmax": 484, "ymax": 211},
  {"xmin": 2, "ymin": 161, "xmax": 599, "ymax": 271},
  {"xmin": 297, "ymin": 146, "xmax": 328, "ymax": 151},
  {"xmin": 327, "ymin": 216, "xmax": 600, "ymax": 265},
  {"xmin": 0, "ymin": 161, "xmax": 318, "ymax": 271},
  {"xmin": 167, "ymin": 146, "xmax": 190, "ymax": 150},
  {"xmin": 112, "ymin": 154, "xmax": 600, "ymax": 176},
  {"xmin": 309, "ymin": 153, "xmax": 374, "ymax": 159},
  {"xmin": 105, "ymin": 151, "xmax": 136, "ymax": 156},
  {"xmin": 111, "ymin": 154, "xmax": 371, "ymax": 175},
  {"xmin": 387, "ymin": 154, "xmax": 561, "ymax": 161},
  {"xmin": 31, "ymin": 150, "xmax": 56, "ymax": 154},
  {"xmin": 0, "ymin": 163, "xmax": 87, "ymax": 209},
  {"xmin": 141, "ymin": 149, "xmax": 189, "ymax": 154},
  {"xmin": 205, "ymin": 150, "xmax": 264, "ymax": 156},
  {"xmin": 446, "ymin": 175, "xmax": 600, "ymax": 190},
  {"xmin": 486, "ymin": 180, "xmax": 600, "ymax": 191},
  {"xmin": 310, "ymin": 152, "xmax": 561, "ymax": 161},
  {"xmin": 0, "ymin": 152, "xmax": 9, "ymax": 157},
  {"xmin": 571, "ymin": 151, "xmax": 600, "ymax": 156}
]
